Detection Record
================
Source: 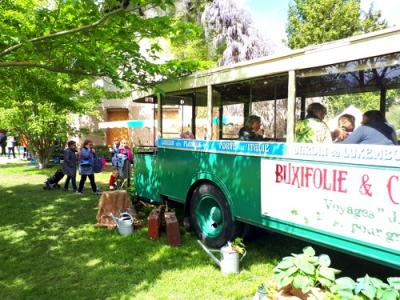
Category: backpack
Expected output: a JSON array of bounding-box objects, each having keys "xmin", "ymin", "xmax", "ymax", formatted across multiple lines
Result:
[{"xmin": 93, "ymin": 157, "xmax": 103, "ymax": 173}]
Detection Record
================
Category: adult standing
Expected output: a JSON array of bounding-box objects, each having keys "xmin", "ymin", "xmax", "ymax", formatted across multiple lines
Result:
[
  {"xmin": 340, "ymin": 110, "xmax": 397, "ymax": 145},
  {"xmin": 295, "ymin": 103, "xmax": 332, "ymax": 144},
  {"xmin": 121, "ymin": 139, "xmax": 133, "ymax": 185},
  {"xmin": 62, "ymin": 140, "xmax": 78, "ymax": 192},
  {"xmin": 110, "ymin": 138, "xmax": 121, "ymax": 167},
  {"xmin": 6, "ymin": 136, "xmax": 16, "ymax": 159},
  {"xmin": 0, "ymin": 132, "xmax": 6, "ymax": 156},
  {"xmin": 77, "ymin": 139, "xmax": 101, "ymax": 194}
]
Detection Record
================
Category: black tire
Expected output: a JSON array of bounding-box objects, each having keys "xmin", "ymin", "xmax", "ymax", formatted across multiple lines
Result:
[{"xmin": 190, "ymin": 183, "xmax": 241, "ymax": 248}]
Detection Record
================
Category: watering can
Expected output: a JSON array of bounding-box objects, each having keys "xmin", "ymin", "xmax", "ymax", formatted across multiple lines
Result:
[
  {"xmin": 197, "ymin": 240, "xmax": 246, "ymax": 274},
  {"xmin": 111, "ymin": 212, "xmax": 134, "ymax": 236}
]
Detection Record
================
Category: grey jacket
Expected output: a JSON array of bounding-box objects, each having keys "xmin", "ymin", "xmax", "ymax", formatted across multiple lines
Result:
[
  {"xmin": 341, "ymin": 123, "xmax": 396, "ymax": 145},
  {"xmin": 79, "ymin": 147, "xmax": 95, "ymax": 175},
  {"xmin": 62, "ymin": 148, "xmax": 77, "ymax": 176}
]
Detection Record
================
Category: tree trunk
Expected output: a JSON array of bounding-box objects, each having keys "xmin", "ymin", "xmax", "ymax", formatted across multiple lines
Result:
[
  {"xmin": 38, "ymin": 155, "xmax": 50, "ymax": 169},
  {"xmin": 36, "ymin": 145, "xmax": 52, "ymax": 169}
]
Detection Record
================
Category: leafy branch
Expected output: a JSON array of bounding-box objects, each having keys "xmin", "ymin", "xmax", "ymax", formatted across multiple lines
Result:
[{"xmin": 0, "ymin": 5, "xmax": 135, "ymax": 58}]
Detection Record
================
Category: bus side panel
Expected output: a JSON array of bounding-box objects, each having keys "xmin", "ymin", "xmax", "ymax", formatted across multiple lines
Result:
[
  {"xmin": 155, "ymin": 148, "xmax": 400, "ymax": 268},
  {"xmin": 157, "ymin": 148, "xmax": 204, "ymax": 202},
  {"xmin": 134, "ymin": 153, "xmax": 161, "ymax": 203},
  {"xmin": 157, "ymin": 148, "xmax": 261, "ymax": 220},
  {"xmin": 255, "ymin": 216, "xmax": 400, "ymax": 269}
]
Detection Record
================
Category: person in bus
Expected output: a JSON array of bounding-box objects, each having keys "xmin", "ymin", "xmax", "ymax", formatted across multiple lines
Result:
[
  {"xmin": 239, "ymin": 115, "xmax": 264, "ymax": 141},
  {"xmin": 295, "ymin": 103, "xmax": 332, "ymax": 143},
  {"xmin": 180, "ymin": 125, "xmax": 194, "ymax": 139},
  {"xmin": 332, "ymin": 114, "xmax": 356, "ymax": 142},
  {"xmin": 340, "ymin": 110, "xmax": 397, "ymax": 145}
]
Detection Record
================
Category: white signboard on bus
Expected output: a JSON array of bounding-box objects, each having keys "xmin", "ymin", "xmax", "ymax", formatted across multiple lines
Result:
[{"xmin": 261, "ymin": 159, "xmax": 400, "ymax": 252}]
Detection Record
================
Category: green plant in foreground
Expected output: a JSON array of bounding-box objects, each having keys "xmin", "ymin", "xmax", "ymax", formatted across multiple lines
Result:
[
  {"xmin": 330, "ymin": 275, "xmax": 400, "ymax": 300},
  {"xmin": 271, "ymin": 246, "xmax": 400, "ymax": 300},
  {"xmin": 360, "ymin": 275, "xmax": 398, "ymax": 300},
  {"xmin": 328, "ymin": 277, "xmax": 357, "ymax": 299},
  {"xmin": 273, "ymin": 246, "xmax": 340, "ymax": 294},
  {"xmin": 231, "ymin": 237, "xmax": 245, "ymax": 254}
]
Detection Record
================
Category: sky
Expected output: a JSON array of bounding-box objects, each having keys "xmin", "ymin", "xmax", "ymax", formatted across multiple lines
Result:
[{"xmin": 242, "ymin": 0, "xmax": 400, "ymax": 51}]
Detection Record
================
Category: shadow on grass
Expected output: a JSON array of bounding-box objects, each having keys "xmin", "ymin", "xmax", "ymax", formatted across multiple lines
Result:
[
  {"xmin": 172, "ymin": 203, "xmax": 399, "ymax": 279},
  {"xmin": 1, "ymin": 180, "xmax": 397, "ymax": 299},
  {"xmin": 242, "ymin": 226, "xmax": 399, "ymax": 280},
  {"xmin": 0, "ymin": 183, "xmax": 216, "ymax": 299},
  {"xmin": 0, "ymin": 162, "xmax": 59, "ymax": 176}
]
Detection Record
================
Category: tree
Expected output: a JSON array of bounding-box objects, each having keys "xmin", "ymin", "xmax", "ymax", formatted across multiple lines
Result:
[
  {"xmin": 0, "ymin": 0, "xmax": 203, "ymax": 168},
  {"xmin": 201, "ymin": 0, "xmax": 272, "ymax": 66},
  {"xmin": 286, "ymin": 0, "xmax": 387, "ymax": 49},
  {"xmin": 286, "ymin": 0, "xmax": 391, "ymax": 116},
  {"xmin": 168, "ymin": 18, "xmax": 216, "ymax": 69},
  {"xmin": 180, "ymin": 0, "xmax": 273, "ymax": 66},
  {"xmin": 0, "ymin": 0, "xmax": 200, "ymax": 87},
  {"xmin": 0, "ymin": 69, "xmax": 103, "ymax": 168}
]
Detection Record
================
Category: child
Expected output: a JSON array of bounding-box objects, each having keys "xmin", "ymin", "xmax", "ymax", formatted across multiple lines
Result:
[
  {"xmin": 109, "ymin": 169, "xmax": 119, "ymax": 190},
  {"xmin": 338, "ymin": 114, "xmax": 355, "ymax": 133},
  {"xmin": 333, "ymin": 114, "xmax": 355, "ymax": 142}
]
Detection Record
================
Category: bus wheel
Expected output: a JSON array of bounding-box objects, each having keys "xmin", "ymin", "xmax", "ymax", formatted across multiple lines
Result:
[{"xmin": 190, "ymin": 183, "xmax": 239, "ymax": 248}]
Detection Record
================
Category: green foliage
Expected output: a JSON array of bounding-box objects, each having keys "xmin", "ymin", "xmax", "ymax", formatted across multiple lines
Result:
[
  {"xmin": 326, "ymin": 93, "xmax": 380, "ymax": 118},
  {"xmin": 272, "ymin": 246, "xmax": 400, "ymax": 299},
  {"xmin": 0, "ymin": 0, "xmax": 201, "ymax": 87},
  {"xmin": 93, "ymin": 145, "xmax": 111, "ymax": 160},
  {"xmin": 177, "ymin": 0, "xmax": 223, "ymax": 64},
  {"xmin": 352, "ymin": 275, "xmax": 400, "ymax": 300},
  {"xmin": 0, "ymin": 101, "xmax": 69, "ymax": 168},
  {"xmin": 273, "ymin": 246, "xmax": 340, "ymax": 294},
  {"xmin": 0, "ymin": 162, "xmax": 306, "ymax": 300},
  {"xmin": 359, "ymin": 3, "xmax": 388, "ymax": 33},
  {"xmin": 286, "ymin": 0, "xmax": 387, "ymax": 49},
  {"xmin": 386, "ymin": 95, "xmax": 400, "ymax": 131},
  {"xmin": 231, "ymin": 237, "xmax": 245, "ymax": 255},
  {"xmin": 295, "ymin": 118, "xmax": 314, "ymax": 143},
  {"xmin": 0, "ymin": 70, "xmax": 104, "ymax": 168},
  {"xmin": 327, "ymin": 89, "xmax": 400, "ymax": 122},
  {"xmin": 169, "ymin": 19, "xmax": 216, "ymax": 69}
]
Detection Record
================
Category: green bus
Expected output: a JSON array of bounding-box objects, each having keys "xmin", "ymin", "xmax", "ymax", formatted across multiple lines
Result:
[{"xmin": 132, "ymin": 27, "xmax": 400, "ymax": 268}]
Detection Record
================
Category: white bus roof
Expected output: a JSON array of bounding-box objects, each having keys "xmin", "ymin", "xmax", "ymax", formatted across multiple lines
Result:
[{"xmin": 132, "ymin": 26, "xmax": 400, "ymax": 101}]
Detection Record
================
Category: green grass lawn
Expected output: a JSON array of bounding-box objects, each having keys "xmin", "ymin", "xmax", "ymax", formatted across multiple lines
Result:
[{"xmin": 0, "ymin": 162, "xmax": 397, "ymax": 300}]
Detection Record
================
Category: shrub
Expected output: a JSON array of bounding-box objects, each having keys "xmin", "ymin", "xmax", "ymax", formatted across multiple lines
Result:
[
  {"xmin": 94, "ymin": 145, "xmax": 111, "ymax": 160},
  {"xmin": 267, "ymin": 246, "xmax": 400, "ymax": 300},
  {"xmin": 273, "ymin": 246, "xmax": 340, "ymax": 295}
]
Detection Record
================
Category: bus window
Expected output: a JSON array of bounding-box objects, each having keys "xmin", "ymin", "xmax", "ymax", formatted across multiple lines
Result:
[
  {"xmin": 212, "ymin": 81, "xmax": 249, "ymax": 140},
  {"xmin": 297, "ymin": 53, "xmax": 400, "ymax": 133},
  {"xmin": 162, "ymin": 88, "xmax": 209, "ymax": 139},
  {"xmin": 251, "ymin": 75, "xmax": 288, "ymax": 141},
  {"xmin": 132, "ymin": 97, "xmax": 157, "ymax": 146},
  {"xmin": 195, "ymin": 105, "xmax": 208, "ymax": 140},
  {"xmin": 221, "ymin": 104, "xmax": 244, "ymax": 139},
  {"xmin": 212, "ymin": 75, "xmax": 291, "ymax": 141}
]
